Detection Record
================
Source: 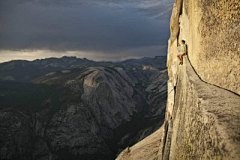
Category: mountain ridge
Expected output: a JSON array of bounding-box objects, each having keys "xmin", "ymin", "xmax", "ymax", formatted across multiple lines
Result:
[
  {"xmin": 0, "ymin": 56, "xmax": 166, "ymax": 83},
  {"xmin": 0, "ymin": 56, "xmax": 168, "ymax": 160}
]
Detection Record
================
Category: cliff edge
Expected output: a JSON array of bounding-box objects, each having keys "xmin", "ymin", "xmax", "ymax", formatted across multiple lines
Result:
[{"xmin": 116, "ymin": 0, "xmax": 240, "ymax": 159}]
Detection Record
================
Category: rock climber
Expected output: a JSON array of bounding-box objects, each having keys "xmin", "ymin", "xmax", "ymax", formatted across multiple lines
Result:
[{"xmin": 177, "ymin": 40, "xmax": 187, "ymax": 65}]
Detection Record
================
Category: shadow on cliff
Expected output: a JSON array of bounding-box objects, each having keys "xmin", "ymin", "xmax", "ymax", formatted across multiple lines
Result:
[{"xmin": 186, "ymin": 56, "xmax": 240, "ymax": 97}]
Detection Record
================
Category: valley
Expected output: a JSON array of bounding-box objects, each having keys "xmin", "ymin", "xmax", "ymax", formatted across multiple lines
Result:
[{"xmin": 0, "ymin": 56, "xmax": 168, "ymax": 160}]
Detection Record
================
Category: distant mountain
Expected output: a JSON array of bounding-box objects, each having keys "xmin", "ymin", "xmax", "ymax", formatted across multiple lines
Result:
[
  {"xmin": 0, "ymin": 56, "xmax": 96, "ymax": 82},
  {"xmin": 0, "ymin": 56, "xmax": 167, "ymax": 160},
  {"xmin": 0, "ymin": 56, "xmax": 166, "ymax": 82},
  {"xmin": 121, "ymin": 56, "xmax": 166, "ymax": 69}
]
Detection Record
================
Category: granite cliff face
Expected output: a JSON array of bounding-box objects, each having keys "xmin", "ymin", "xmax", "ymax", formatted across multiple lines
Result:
[
  {"xmin": 117, "ymin": 1, "xmax": 240, "ymax": 160},
  {"xmin": 168, "ymin": 0, "xmax": 240, "ymax": 95},
  {"xmin": 0, "ymin": 57, "xmax": 168, "ymax": 160}
]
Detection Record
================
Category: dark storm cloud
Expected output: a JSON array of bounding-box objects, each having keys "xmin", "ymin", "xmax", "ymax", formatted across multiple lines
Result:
[{"xmin": 0, "ymin": 0, "xmax": 174, "ymax": 61}]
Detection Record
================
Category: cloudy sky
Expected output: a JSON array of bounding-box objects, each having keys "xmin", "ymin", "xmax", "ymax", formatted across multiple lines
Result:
[{"xmin": 0, "ymin": 0, "xmax": 175, "ymax": 62}]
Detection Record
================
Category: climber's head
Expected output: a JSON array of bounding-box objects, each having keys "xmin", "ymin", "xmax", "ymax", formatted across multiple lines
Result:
[{"xmin": 181, "ymin": 40, "xmax": 185, "ymax": 44}]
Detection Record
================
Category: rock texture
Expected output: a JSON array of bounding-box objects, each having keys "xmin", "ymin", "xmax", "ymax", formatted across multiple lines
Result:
[
  {"xmin": 116, "ymin": 57, "xmax": 240, "ymax": 160},
  {"xmin": 116, "ymin": 126, "xmax": 164, "ymax": 160},
  {"xmin": 169, "ymin": 0, "xmax": 240, "ymax": 95},
  {"xmin": 116, "ymin": 0, "xmax": 240, "ymax": 160},
  {"xmin": 164, "ymin": 0, "xmax": 240, "ymax": 158},
  {"xmin": 0, "ymin": 57, "xmax": 168, "ymax": 160},
  {"xmin": 160, "ymin": 57, "xmax": 240, "ymax": 160}
]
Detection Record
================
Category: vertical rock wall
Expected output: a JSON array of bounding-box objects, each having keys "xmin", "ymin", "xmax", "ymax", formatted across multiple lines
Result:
[
  {"xmin": 161, "ymin": 0, "xmax": 240, "ymax": 160},
  {"xmin": 116, "ymin": 1, "xmax": 240, "ymax": 160},
  {"xmin": 160, "ymin": 56, "xmax": 240, "ymax": 160},
  {"xmin": 169, "ymin": 0, "xmax": 240, "ymax": 95}
]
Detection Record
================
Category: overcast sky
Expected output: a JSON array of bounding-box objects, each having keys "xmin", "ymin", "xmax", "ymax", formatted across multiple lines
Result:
[{"xmin": 0, "ymin": 0, "xmax": 175, "ymax": 62}]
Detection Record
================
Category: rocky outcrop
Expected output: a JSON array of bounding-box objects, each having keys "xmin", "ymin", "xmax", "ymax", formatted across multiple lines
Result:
[
  {"xmin": 116, "ymin": 126, "xmax": 164, "ymax": 160},
  {"xmin": 116, "ymin": 56, "xmax": 240, "ymax": 160},
  {"xmin": 168, "ymin": 0, "xmax": 240, "ymax": 95},
  {"xmin": 116, "ymin": 0, "xmax": 240, "ymax": 160},
  {"xmin": 163, "ymin": 1, "xmax": 240, "ymax": 158},
  {"xmin": 160, "ymin": 57, "xmax": 240, "ymax": 160},
  {"xmin": 0, "ymin": 59, "xmax": 168, "ymax": 160}
]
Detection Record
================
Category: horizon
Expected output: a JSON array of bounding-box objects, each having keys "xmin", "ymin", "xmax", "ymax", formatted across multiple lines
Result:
[
  {"xmin": 0, "ymin": 55, "xmax": 167, "ymax": 64},
  {"xmin": 0, "ymin": 0, "xmax": 174, "ymax": 63}
]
